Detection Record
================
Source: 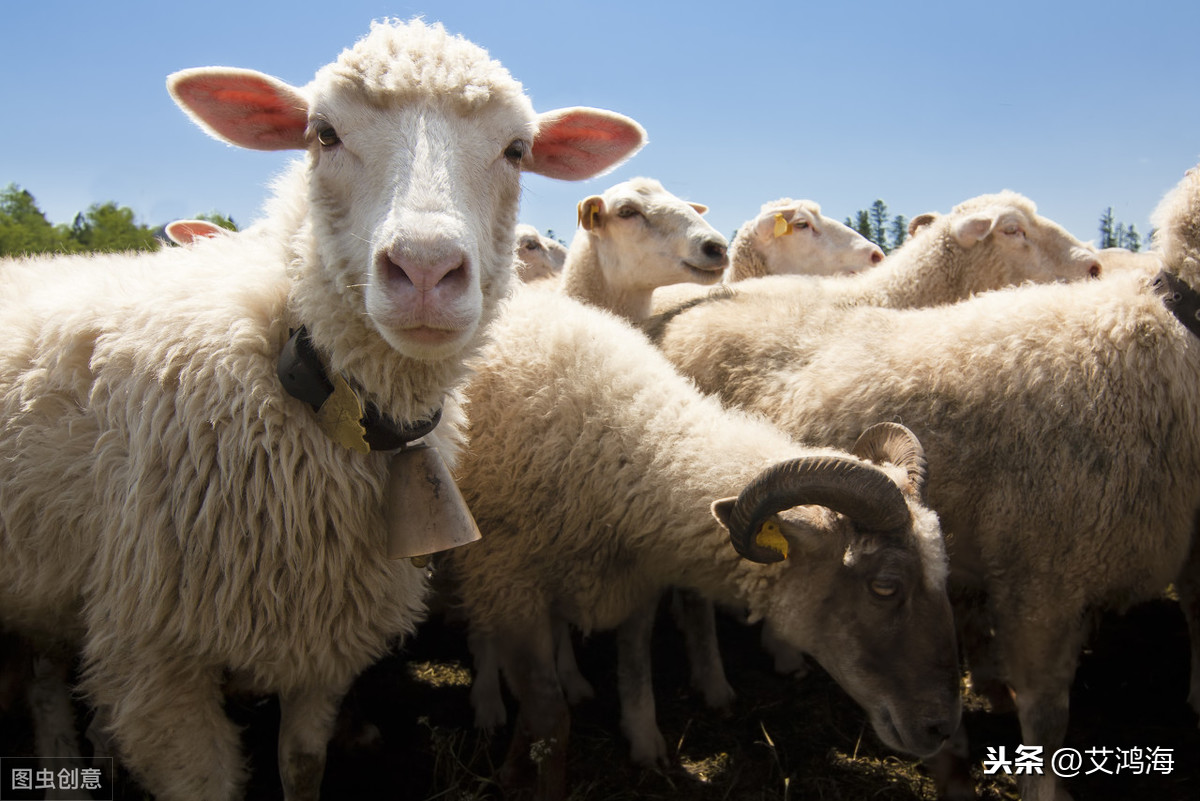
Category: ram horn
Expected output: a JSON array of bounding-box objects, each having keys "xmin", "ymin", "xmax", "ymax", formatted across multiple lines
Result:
[
  {"xmin": 851, "ymin": 422, "xmax": 927, "ymax": 497},
  {"xmin": 725, "ymin": 455, "xmax": 911, "ymax": 564}
]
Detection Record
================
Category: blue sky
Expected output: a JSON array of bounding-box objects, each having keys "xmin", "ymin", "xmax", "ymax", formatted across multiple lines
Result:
[{"xmin": 3, "ymin": 1, "xmax": 1197, "ymax": 247}]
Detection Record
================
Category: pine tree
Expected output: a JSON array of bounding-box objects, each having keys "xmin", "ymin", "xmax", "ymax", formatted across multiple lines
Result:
[
  {"xmin": 1099, "ymin": 207, "xmax": 1117, "ymax": 249},
  {"xmin": 869, "ymin": 200, "xmax": 890, "ymax": 253},
  {"xmin": 889, "ymin": 214, "xmax": 909, "ymax": 252}
]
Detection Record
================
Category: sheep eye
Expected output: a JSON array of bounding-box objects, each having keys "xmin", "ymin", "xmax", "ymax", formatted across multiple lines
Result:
[
  {"xmin": 1002, "ymin": 224, "xmax": 1024, "ymax": 237},
  {"xmin": 503, "ymin": 139, "xmax": 528, "ymax": 165},
  {"xmin": 616, "ymin": 206, "xmax": 641, "ymax": 219},
  {"xmin": 314, "ymin": 121, "xmax": 340, "ymax": 148},
  {"xmin": 869, "ymin": 579, "xmax": 899, "ymax": 598},
  {"xmin": 794, "ymin": 220, "xmax": 811, "ymax": 231}
]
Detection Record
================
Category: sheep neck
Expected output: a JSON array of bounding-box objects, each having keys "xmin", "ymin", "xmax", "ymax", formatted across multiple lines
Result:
[
  {"xmin": 839, "ymin": 229, "xmax": 965, "ymax": 309},
  {"xmin": 276, "ymin": 326, "xmax": 442, "ymax": 453},
  {"xmin": 560, "ymin": 233, "xmax": 655, "ymax": 322}
]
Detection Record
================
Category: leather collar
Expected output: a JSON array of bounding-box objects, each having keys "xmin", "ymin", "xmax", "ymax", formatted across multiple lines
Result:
[{"xmin": 276, "ymin": 326, "xmax": 441, "ymax": 452}]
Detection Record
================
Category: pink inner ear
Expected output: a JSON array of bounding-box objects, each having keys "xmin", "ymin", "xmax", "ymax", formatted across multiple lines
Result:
[
  {"xmin": 530, "ymin": 108, "xmax": 647, "ymax": 181},
  {"xmin": 171, "ymin": 70, "xmax": 309, "ymax": 152}
]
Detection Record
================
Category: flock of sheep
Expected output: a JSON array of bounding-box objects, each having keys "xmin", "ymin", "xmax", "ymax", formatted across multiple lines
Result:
[{"xmin": 1, "ymin": 16, "xmax": 1198, "ymax": 801}]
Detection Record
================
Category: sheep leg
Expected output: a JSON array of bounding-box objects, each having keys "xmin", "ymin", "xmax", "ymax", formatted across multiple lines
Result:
[
  {"xmin": 670, "ymin": 589, "xmax": 735, "ymax": 709},
  {"xmin": 925, "ymin": 719, "xmax": 974, "ymax": 801},
  {"xmin": 553, "ymin": 615, "xmax": 594, "ymax": 705},
  {"xmin": 497, "ymin": 612, "xmax": 570, "ymax": 800},
  {"xmin": 1177, "ymin": 532, "xmax": 1200, "ymax": 719},
  {"xmin": 278, "ymin": 685, "xmax": 346, "ymax": 801},
  {"xmin": 29, "ymin": 650, "xmax": 94, "ymax": 801},
  {"xmin": 89, "ymin": 658, "xmax": 244, "ymax": 801},
  {"xmin": 760, "ymin": 619, "xmax": 810, "ymax": 679},
  {"xmin": 998, "ymin": 609, "xmax": 1087, "ymax": 801},
  {"xmin": 468, "ymin": 624, "xmax": 507, "ymax": 729},
  {"xmin": 617, "ymin": 599, "xmax": 669, "ymax": 768}
]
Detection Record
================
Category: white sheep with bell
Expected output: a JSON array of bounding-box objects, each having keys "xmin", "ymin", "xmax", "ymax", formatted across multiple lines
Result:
[
  {"xmin": 450, "ymin": 285, "xmax": 961, "ymax": 800},
  {"xmin": 0, "ymin": 18, "xmax": 645, "ymax": 801}
]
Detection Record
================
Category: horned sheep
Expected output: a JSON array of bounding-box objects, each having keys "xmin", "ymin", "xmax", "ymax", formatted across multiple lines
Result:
[
  {"xmin": 0, "ymin": 19, "xmax": 645, "ymax": 801},
  {"xmin": 448, "ymin": 285, "xmax": 961, "ymax": 799},
  {"xmin": 647, "ymin": 165, "xmax": 1200, "ymax": 801},
  {"xmin": 728, "ymin": 197, "xmax": 884, "ymax": 279}
]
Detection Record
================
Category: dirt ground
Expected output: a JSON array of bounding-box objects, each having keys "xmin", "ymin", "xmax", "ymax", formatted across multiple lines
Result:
[{"xmin": 4, "ymin": 594, "xmax": 1195, "ymax": 800}]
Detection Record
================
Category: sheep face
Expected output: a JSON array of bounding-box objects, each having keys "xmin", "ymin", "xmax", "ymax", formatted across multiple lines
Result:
[
  {"xmin": 711, "ymin": 430, "xmax": 959, "ymax": 760},
  {"xmin": 168, "ymin": 20, "xmax": 646, "ymax": 363},
  {"xmin": 747, "ymin": 199, "xmax": 884, "ymax": 276},
  {"xmin": 778, "ymin": 508, "xmax": 956, "ymax": 759},
  {"xmin": 514, "ymin": 224, "xmax": 567, "ymax": 283},
  {"xmin": 927, "ymin": 191, "xmax": 1102, "ymax": 287},
  {"xmin": 577, "ymin": 177, "xmax": 729, "ymax": 290}
]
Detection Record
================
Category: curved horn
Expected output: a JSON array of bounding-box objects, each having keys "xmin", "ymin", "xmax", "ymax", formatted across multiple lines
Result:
[
  {"xmin": 726, "ymin": 456, "xmax": 911, "ymax": 564},
  {"xmin": 851, "ymin": 422, "xmax": 927, "ymax": 497}
]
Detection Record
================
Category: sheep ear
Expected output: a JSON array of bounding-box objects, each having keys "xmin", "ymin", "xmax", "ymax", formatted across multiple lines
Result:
[
  {"xmin": 577, "ymin": 197, "xmax": 605, "ymax": 231},
  {"xmin": 164, "ymin": 219, "xmax": 224, "ymax": 246},
  {"xmin": 689, "ymin": 203, "xmax": 709, "ymax": 215},
  {"xmin": 711, "ymin": 498, "xmax": 737, "ymax": 531},
  {"xmin": 950, "ymin": 213, "xmax": 997, "ymax": 248},
  {"xmin": 168, "ymin": 67, "xmax": 310, "ymax": 151},
  {"xmin": 908, "ymin": 212, "xmax": 938, "ymax": 237},
  {"xmin": 528, "ymin": 107, "xmax": 647, "ymax": 181}
]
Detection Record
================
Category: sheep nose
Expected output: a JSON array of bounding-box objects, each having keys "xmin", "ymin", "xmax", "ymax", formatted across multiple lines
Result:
[
  {"xmin": 870, "ymin": 248, "xmax": 885, "ymax": 264},
  {"xmin": 382, "ymin": 245, "xmax": 468, "ymax": 292},
  {"xmin": 702, "ymin": 238, "xmax": 727, "ymax": 261},
  {"xmin": 1087, "ymin": 260, "xmax": 1102, "ymax": 278}
]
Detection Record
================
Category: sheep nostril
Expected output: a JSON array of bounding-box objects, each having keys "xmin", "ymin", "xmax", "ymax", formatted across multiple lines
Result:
[
  {"xmin": 702, "ymin": 240, "xmax": 728, "ymax": 261},
  {"xmin": 1088, "ymin": 262, "xmax": 1102, "ymax": 278}
]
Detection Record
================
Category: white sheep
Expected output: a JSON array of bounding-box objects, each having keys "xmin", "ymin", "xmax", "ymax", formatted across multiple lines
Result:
[
  {"xmin": 1096, "ymin": 245, "xmax": 1165, "ymax": 274},
  {"xmin": 559, "ymin": 177, "xmax": 728, "ymax": 320},
  {"xmin": 469, "ymin": 178, "xmax": 733, "ymax": 741},
  {"xmin": 513, "ymin": 223, "xmax": 567, "ymax": 284},
  {"xmin": 650, "ymin": 190, "xmax": 1102, "ymax": 318},
  {"xmin": 728, "ymin": 197, "xmax": 884, "ymax": 280},
  {"xmin": 448, "ymin": 285, "xmax": 961, "ymax": 799},
  {"xmin": 648, "ymin": 165, "xmax": 1200, "ymax": 801},
  {"xmin": 0, "ymin": 19, "xmax": 645, "ymax": 801}
]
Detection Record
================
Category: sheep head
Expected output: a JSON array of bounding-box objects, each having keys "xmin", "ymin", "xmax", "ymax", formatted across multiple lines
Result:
[
  {"xmin": 166, "ymin": 20, "xmax": 646, "ymax": 377},
  {"xmin": 915, "ymin": 191, "xmax": 1103, "ymax": 289},
  {"xmin": 574, "ymin": 177, "xmax": 728, "ymax": 289},
  {"xmin": 711, "ymin": 422, "xmax": 959, "ymax": 759},
  {"xmin": 738, "ymin": 198, "xmax": 884, "ymax": 278}
]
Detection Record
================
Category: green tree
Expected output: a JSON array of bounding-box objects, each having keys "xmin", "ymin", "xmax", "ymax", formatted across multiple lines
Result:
[
  {"xmin": 1099, "ymin": 207, "xmax": 1117, "ymax": 249},
  {"xmin": 0, "ymin": 184, "xmax": 76, "ymax": 256},
  {"xmin": 889, "ymin": 214, "xmax": 909, "ymax": 252},
  {"xmin": 847, "ymin": 209, "xmax": 872, "ymax": 242},
  {"xmin": 195, "ymin": 211, "xmax": 238, "ymax": 232},
  {"xmin": 70, "ymin": 201, "xmax": 159, "ymax": 254},
  {"xmin": 869, "ymin": 199, "xmax": 890, "ymax": 253}
]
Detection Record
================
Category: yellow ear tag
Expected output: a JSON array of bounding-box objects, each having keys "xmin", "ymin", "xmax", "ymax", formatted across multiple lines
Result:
[
  {"xmin": 773, "ymin": 213, "xmax": 793, "ymax": 238},
  {"xmin": 316, "ymin": 373, "xmax": 370, "ymax": 454},
  {"xmin": 755, "ymin": 518, "xmax": 789, "ymax": 559}
]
